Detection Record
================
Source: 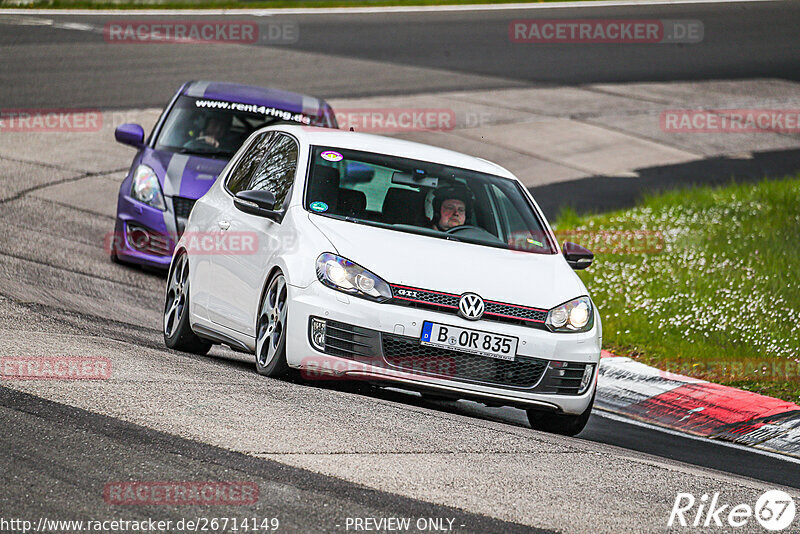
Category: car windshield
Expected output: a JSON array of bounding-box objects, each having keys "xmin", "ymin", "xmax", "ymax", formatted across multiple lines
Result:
[
  {"xmin": 304, "ymin": 146, "xmax": 557, "ymax": 255},
  {"xmin": 155, "ymin": 95, "xmax": 331, "ymax": 158}
]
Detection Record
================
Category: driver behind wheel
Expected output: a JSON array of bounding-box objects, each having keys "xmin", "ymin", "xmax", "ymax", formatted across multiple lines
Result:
[
  {"xmin": 184, "ymin": 112, "xmax": 232, "ymax": 149},
  {"xmin": 430, "ymin": 183, "xmax": 473, "ymax": 232}
]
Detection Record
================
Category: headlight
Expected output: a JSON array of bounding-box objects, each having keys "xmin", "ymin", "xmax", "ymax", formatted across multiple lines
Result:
[
  {"xmin": 131, "ymin": 164, "xmax": 166, "ymax": 210},
  {"xmin": 546, "ymin": 296, "xmax": 593, "ymax": 333},
  {"xmin": 315, "ymin": 253, "xmax": 392, "ymax": 302}
]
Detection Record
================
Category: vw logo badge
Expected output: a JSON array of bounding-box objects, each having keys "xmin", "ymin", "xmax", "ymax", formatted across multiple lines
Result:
[{"xmin": 458, "ymin": 293, "xmax": 484, "ymax": 321}]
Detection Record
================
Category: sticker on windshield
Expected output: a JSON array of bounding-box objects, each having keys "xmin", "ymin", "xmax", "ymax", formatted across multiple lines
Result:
[
  {"xmin": 310, "ymin": 201, "xmax": 329, "ymax": 212},
  {"xmin": 320, "ymin": 151, "xmax": 343, "ymax": 162},
  {"xmin": 194, "ymin": 99, "xmax": 313, "ymax": 125}
]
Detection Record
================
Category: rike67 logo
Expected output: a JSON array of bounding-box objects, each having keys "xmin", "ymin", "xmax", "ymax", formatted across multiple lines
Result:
[{"xmin": 669, "ymin": 490, "xmax": 796, "ymax": 531}]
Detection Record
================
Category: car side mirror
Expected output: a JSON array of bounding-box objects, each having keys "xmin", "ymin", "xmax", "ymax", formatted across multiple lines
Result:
[
  {"xmin": 562, "ymin": 241, "xmax": 594, "ymax": 270},
  {"xmin": 234, "ymin": 190, "xmax": 280, "ymax": 221},
  {"xmin": 115, "ymin": 123, "xmax": 145, "ymax": 148}
]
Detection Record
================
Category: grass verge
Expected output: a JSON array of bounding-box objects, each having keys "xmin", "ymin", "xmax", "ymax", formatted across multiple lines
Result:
[{"xmin": 554, "ymin": 177, "xmax": 800, "ymax": 403}]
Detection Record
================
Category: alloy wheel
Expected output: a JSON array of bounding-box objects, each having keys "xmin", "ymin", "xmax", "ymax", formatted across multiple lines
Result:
[
  {"xmin": 256, "ymin": 274, "xmax": 288, "ymax": 368},
  {"xmin": 164, "ymin": 254, "xmax": 189, "ymax": 338}
]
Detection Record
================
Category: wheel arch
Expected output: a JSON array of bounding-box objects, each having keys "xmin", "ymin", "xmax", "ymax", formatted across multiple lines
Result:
[
  {"xmin": 166, "ymin": 247, "xmax": 187, "ymax": 284},
  {"xmin": 257, "ymin": 264, "xmax": 287, "ymax": 322}
]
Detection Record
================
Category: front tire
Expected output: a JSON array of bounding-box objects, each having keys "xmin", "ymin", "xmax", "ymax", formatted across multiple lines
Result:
[
  {"xmin": 255, "ymin": 272, "xmax": 290, "ymax": 377},
  {"xmin": 527, "ymin": 392, "xmax": 595, "ymax": 437},
  {"xmin": 163, "ymin": 253, "xmax": 212, "ymax": 355}
]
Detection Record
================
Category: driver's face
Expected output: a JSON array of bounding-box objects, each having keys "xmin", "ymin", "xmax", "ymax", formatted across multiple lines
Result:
[
  {"xmin": 438, "ymin": 199, "xmax": 466, "ymax": 230},
  {"xmin": 204, "ymin": 117, "xmax": 226, "ymax": 141}
]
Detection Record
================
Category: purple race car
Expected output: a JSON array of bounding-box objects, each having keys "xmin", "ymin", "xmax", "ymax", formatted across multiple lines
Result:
[{"xmin": 111, "ymin": 80, "xmax": 338, "ymax": 269}]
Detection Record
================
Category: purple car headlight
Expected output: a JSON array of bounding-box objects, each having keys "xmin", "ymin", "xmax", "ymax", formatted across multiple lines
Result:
[
  {"xmin": 315, "ymin": 253, "xmax": 392, "ymax": 302},
  {"xmin": 131, "ymin": 165, "xmax": 166, "ymax": 211}
]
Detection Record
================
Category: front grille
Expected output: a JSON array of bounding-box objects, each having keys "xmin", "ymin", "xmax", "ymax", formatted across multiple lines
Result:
[
  {"xmin": 309, "ymin": 319, "xmax": 588, "ymax": 395},
  {"xmin": 382, "ymin": 334, "xmax": 548, "ymax": 389},
  {"xmin": 392, "ymin": 286, "xmax": 460, "ymax": 309},
  {"xmin": 484, "ymin": 301, "xmax": 547, "ymax": 323},
  {"xmin": 536, "ymin": 361, "xmax": 591, "ymax": 395},
  {"xmin": 172, "ymin": 197, "xmax": 196, "ymax": 219},
  {"xmin": 390, "ymin": 284, "xmax": 548, "ymax": 330}
]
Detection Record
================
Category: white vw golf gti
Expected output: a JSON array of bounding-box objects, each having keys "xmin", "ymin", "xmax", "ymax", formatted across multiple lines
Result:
[{"xmin": 164, "ymin": 125, "xmax": 601, "ymax": 435}]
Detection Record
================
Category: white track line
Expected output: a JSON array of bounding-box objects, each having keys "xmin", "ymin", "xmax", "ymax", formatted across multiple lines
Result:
[
  {"xmin": 0, "ymin": 0, "xmax": 782, "ymax": 16},
  {"xmin": 595, "ymin": 409, "xmax": 800, "ymax": 465}
]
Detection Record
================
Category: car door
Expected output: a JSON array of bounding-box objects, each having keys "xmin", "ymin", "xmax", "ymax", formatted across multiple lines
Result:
[
  {"xmin": 202, "ymin": 130, "xmax": 273, "ymax": 329},
  {"xmin": 188, "ymin": 131, "xmax": 267, "ymax": 320},
  {"xmin": 207, "ymin": 132, "xmax": 300, "ymax": 336}
]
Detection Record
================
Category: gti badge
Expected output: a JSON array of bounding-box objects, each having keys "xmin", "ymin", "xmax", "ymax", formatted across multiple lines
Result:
[{"xmin": 458, "ymin": 293, "xmax": 484, "ymax": 321}]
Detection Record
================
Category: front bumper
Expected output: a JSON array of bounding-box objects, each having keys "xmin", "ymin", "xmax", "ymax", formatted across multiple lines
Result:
[
  {"xmin": 113, "ymin": 194, "xmax": 193, "ymax": 269},
  {"xmin": 286, "ymin": 281, "xmax": 601, "ymax": 415}
]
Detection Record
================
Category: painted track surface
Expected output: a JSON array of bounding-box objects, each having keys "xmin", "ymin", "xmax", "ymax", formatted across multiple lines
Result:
[
  {"xmin": 0, "ymin": 114, "xmax": 797, "ymax": 534},
  {"xmin": 0, "ymin": 1, "xmax": 799, "ymax": 108}
]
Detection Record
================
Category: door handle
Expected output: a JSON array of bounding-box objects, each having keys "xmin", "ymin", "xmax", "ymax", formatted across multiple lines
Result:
[{"xmin": 218, "ymin": 220, "xmax": 230, "ymax": 231}]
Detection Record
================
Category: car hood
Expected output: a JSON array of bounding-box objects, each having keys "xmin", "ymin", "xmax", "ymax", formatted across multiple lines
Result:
[
  {"xmin": 142, "ymin": 149, "xmax": 228, "ymax": 199},
  {"xmin": 309, "ymin": 214, "xmax": 586, "ymax": 310}
]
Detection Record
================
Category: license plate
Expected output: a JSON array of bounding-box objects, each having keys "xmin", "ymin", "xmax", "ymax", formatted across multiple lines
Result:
[{"xmin": 420, "ymin": 321, "xmax": 518, "ymax": 361}]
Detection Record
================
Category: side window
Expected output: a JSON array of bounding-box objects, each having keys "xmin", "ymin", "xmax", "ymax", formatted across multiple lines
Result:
[
  {"xmin": 247, "ymin": 134, "xmax": 299, "ymax": 211},
  {"xmin": 225, "ymin": 131, "xmax": 275, "ymax": 195},
  {"xmin": 490, "ymin": 183, "xmax": 550, "ymax": 252},
  {"xmin": 494, "ymin": 186, "xmax": 528, "ymax": 236}
]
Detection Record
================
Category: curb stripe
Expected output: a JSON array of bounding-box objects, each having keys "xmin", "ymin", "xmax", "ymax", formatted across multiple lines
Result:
[{"xmin": 597, "ymin": 354, "xmax": 800, "ymax": 459}]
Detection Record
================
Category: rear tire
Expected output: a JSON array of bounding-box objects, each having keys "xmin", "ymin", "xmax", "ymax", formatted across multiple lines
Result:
[
  {"xmin": 255, "ymin": 272, "xmax": 290, "ymax": 377},
  {"xmin": 527, "ymin": 392, "xmax": 595, "ymax": 437},
  {"xmin": 163, "ymin": 253, "xmax": 212, "ymax": 355}
]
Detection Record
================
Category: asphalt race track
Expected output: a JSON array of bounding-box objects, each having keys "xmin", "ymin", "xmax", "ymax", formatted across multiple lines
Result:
[
  {"xmin": 1, "ymin": 2, "xmax": 799, "ymax": 532},
  {"xmin": 0, "ymin": 1, "xmax": 799, "ymax": 108}
]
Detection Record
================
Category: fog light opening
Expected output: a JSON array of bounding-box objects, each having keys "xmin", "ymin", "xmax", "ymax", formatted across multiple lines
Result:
[
  {"xmin": 128, "ymin": 227, "xmax": 151, "ymax": 251},
  {"xmin": 578, "ymin": 364, "xmax": 595, "ymax": 394},
  {"xmin": 310, "ymin": 318, "xmax": 327, "ymax": 351}
]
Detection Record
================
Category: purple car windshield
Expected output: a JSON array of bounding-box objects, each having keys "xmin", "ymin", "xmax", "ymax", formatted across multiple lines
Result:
[{"xmin": 155, "ymin": 95, "xmax": 326, "ymax": 158}]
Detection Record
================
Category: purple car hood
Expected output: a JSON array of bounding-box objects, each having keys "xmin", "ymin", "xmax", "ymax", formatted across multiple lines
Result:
[{"xmin": 142, "ymin": 149, "xmax": 228, "ymax": 200}]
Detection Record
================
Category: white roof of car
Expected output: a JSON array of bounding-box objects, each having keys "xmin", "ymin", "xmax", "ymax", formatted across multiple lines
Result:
[{"xmin": 275, "ymin": 125, "xmax": 516, "ymax": 179}]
